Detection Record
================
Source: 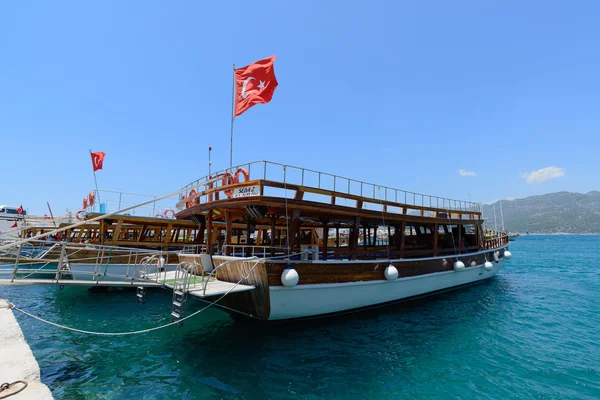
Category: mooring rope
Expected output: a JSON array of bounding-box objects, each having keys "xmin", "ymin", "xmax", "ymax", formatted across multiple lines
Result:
[
  {"xmin": 8, "ymin": 258, "xmax": 263, "ymax": 336},
  {"xmin": 0, "ymin": 381, "xmax": 28, "ymax": 399}
]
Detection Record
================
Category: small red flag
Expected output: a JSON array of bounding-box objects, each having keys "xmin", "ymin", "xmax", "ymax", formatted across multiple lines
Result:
[
  {"xmin": 11, "ymin": 221, "xmax": 17, "ymax": 228},
  {"xmin": 234, "ymin": 56, "xmax": 278, "ymax": 117},
  {"xmin": 16, "ymin": 205, "xmax": 23, "ymax": 215},
  {"xmin": 91, "ymin": 152, "xmax": 106, "ymax": 172}
]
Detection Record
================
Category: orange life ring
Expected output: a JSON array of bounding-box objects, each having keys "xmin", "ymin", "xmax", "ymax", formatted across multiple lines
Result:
[
  {"xmin": 88, "ymin": 191, "xmax": 95, "ymax": 207},
  {"xmin": 76, "ymin": 210, "xmax": 86, "ymax": 221},
  {"xmin": 235, "ymin": 168, "xmax": 249, "ymax": 183},
  {"xmin": 187, "ymin": 189, "xmax": 199, "ymax": 207},
  {"xmin": 83, "ymin": 197, "xmax": 88, "ymax": 209},
  {"xmin": 222, "ymin": 172, "xmax": 236, "ymax": 198},
  {"xmin": 163, "ymin": 209, "xmax": 175, "ymax": 219}
]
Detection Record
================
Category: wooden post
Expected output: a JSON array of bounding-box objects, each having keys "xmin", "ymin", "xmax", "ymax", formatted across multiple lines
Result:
[
  {"xmin": 226, "ymin": 211, "xmax": 233, "ymax": 256},
  {"xmin": 433, "ymin": 223, "xmax": 439, "ymax": 256},
  {"xmin": 246, "ymin": 219, "xmax": 254, "ymax": 246},
  {"xmin": 399, "ymin": 222, "xmax": 406, "ymax": 253},
  {"xmin": 99, "ymin": 220, "xmax": 105, "ymax": 245},
  {"xmin": 197, "ymin": 219, "xmax": 205, "ymax": 250},
  {"xmin": 288, "ymin": 209, "xmax": 302, "ymax": 250},
  {"xmin": 458, "ymin": 223, "xmax": 462, "ymax": 254},
  {"xmin": 349, "ymin": 216, "xmax": 361, "ymax": 260},
  {"xmin": 206, "ymin": 211, "xmax": 213, "ymax": 255},
  {"xmin": 321, "ymin": 219, "xmax": 329, "ymax": 260},
  {"xmin": 270, "ymin": 214, "xmax": 276, "ymax": 257}
]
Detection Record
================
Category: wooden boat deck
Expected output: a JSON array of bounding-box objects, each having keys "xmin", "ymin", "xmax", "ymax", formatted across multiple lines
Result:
[{"xmin": 153, "ymin": 270, "xmax": 256, "ymax": 298}]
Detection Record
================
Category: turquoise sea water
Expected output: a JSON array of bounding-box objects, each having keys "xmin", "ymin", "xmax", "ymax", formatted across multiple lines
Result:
[{"xmin": 2, "ymin": 235, "xmax": 600, "ymax": 399}]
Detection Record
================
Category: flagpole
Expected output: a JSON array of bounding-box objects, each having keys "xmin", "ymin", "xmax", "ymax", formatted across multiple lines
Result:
[
  {"xmin": 230, "ymin": 64, "xmax": 236, "ymax": 170},
  {"xmin": 89, "ymin": 149, "xmax": 101, "ymax": 209}
]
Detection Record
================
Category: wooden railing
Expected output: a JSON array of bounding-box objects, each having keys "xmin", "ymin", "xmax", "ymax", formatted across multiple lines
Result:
[
  {"xmin": 180, "ymin": 160, "xmax": 482, "ymax": 214},
  {"xmin": 483, "ymin": 235, "xmax": 509, "ymax": 249}
]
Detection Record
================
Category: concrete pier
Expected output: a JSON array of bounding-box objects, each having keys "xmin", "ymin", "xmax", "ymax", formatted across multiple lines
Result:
[{"xmin": 0, "ymin": 299, "xmax": 53, "ymax": 399}]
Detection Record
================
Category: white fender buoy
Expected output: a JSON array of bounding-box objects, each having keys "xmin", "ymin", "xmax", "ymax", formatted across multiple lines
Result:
[
  {"xmin": 470, "ymin": 260, "xmax": 477, "ymax": 267},
  {"xmin": 384, "ymin": 263, "xmax": 399, "ymax": 281},
  {"xmin": 484, "ymin": 261, "xmax": 493, "ymax": 271},
  {"xmin": 453, "ymin": 260, "xmax": 465, "ymax": 271},
  {"xmin": 281, "ymin": 265, "xmax": 299, "ymax": 287},
  {"xmin": 158, "ymin": 256, "xmax": 166, "ymax": 271},
  {"xmin": 504, "ymin": 250, "xmax": 512, "ymax": 259},
  {"xmin": 493, "ymin": 251, "xmax": 500, "ymax": 263}
]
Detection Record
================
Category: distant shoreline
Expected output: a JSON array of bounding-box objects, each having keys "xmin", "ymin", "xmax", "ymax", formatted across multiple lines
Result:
[{"xmin": 514, "ymin": 233, "xmax": 600, "ymax": 236}]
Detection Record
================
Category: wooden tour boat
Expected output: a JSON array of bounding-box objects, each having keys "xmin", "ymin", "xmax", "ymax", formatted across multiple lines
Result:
[{"xmin": 170, "ymin": 160, "xmax": 511, "ymax": 321}]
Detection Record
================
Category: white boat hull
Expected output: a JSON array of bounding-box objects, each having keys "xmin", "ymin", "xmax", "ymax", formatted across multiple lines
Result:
[{"xmin": 268, "ymin": 259, "xmax": 504, "ymax": 320}]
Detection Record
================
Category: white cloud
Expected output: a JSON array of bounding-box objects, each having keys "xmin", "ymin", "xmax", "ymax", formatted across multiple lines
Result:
[
  {"xmin": 520, "ymin": 166, "xmax": 565, "ymax": 184},
  {"xmin": 458, "ymin": 169, "xmax": 476, "ymax": 177}
]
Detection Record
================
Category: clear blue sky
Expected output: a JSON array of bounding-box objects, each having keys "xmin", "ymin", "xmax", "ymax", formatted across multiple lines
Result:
[{"xmin": 1, "ymin": 1, "xmax": 598, "ymax": 214}]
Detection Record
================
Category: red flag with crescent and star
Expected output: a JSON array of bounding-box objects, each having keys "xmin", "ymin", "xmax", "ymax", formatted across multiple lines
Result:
[
  {"xmin": 234, "ymin": 56, "xmax": 278, "ymax": 117},
  {"xmin": 16, "ymin": 205, "xmax": 23, "ymax": 215},
  {"xmin": 11, "ymin": 221, "xmax": 17, "ymax": 228},
  {"xmin": 91, "ymin": 151, "xmax": 106, "ymax": 172}
]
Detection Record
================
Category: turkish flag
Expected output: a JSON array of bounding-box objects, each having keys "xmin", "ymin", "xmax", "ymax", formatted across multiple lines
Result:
[
  {"xmin": 16, "ymin": 205, "xmax": 23, "ymax": 215},
  {"xmin": 11, "ymin": 221, "xmax": 17, "ymax": 228},
  {"xmin": 91, "ymin": 151, "xmax": 106, "ymax": 172},
  {"xmin": 234, "ymin": 56, "xmax": 278, "ymax": 117}
]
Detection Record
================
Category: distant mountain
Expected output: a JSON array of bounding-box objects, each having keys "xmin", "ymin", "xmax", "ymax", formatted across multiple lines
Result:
[{"xmin": 482, "ymin": 191, "xmax": 600, "ymax": 234}]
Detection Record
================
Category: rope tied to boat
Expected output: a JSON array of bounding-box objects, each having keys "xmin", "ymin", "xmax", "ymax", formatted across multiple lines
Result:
[
  {"xmin": 0, "ymin": 381, "xmax": 28, "ymax": 399},
  {"xmin": 7, "ymin": 257, "xmax": 265, "ymax": 336},
  {"xmin": 7, "ymin": 250, "xmax": 311, "ymax": 336}
]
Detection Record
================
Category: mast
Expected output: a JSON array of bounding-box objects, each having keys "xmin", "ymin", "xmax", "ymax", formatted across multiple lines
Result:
[
  {"xmin": 493, "ymin": 204, "xmax": 498, "ymax": 237},
  {"xmin": 499, "ymin": 199, "xmax": 505, "ymax": 232}
]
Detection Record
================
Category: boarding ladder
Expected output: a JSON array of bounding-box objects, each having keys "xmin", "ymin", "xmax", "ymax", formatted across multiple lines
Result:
[
  {"xmin": 54, "ymin": 243, "xmax": 71, "ymax": 283},
  {"xmin": 171, "ymin": 262, "xmax": 195, "ymax": 326},
  {"xmin": 134, "ymin": 255, "xmax": 164, "ymax": 304}
]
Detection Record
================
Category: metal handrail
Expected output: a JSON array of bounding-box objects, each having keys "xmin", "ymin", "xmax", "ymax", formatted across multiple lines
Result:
[{"xmin": 180, "ymin": 160, "xmax": 481, "ymax": 213}]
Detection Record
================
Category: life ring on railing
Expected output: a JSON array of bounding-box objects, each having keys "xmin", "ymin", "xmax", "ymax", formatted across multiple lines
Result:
[
  {"xmin": 187, "ymin": 189, "xmax": 199, "ymax": 207},
  {"xmin": 222, "ymin": 172, "xmax": 236, "ymax": 198},
  {"xmin": 235, "ymin": 168, "xmax": 249, "ymax": 183},
  {"xmin": 163, "ymin": 209, "xmax": 176, "ymax": 219},
  {"xmin": 83, "ymin": 197, "xmax": 88, "ymax": 209},
  {"xmin": 88, "ymin": 191, "xmax": 95, "ymax": 207},
  {"xmin": 76, "ymin": 210, "xmax": 86, "ymax": 221}
]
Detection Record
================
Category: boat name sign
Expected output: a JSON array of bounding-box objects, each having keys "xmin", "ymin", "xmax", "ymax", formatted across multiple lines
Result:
[{"xmin": 232, "ymin": 185, "xmax": 260, "ymax": 198}]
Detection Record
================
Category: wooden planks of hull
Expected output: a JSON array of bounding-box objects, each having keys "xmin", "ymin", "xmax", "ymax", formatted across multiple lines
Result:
[
  {"xmin": 265, "ymin": 252, "xmax": 492, "ymax": 286},
  {"xmin": 212, "ymin": 257, "xmax": 271, "ymax": 321}
]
